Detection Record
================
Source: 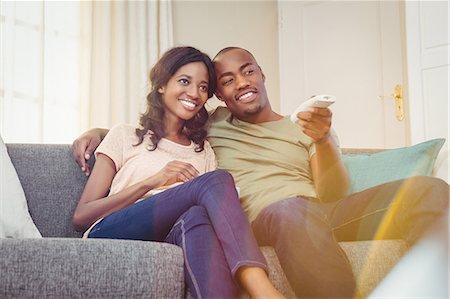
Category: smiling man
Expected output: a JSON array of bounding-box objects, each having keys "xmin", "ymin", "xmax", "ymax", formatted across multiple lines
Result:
[
  {"xmin": 213, "ymin": 48, "xmax": 274, "ymax": 123},
  {"xmin": 207, "ymin": 47, "xmax": 448, "ymax": 298},
  {"xmin": 207, "ymin": 47, "xmax": 356, "ymax": 297},
  {"xmin": 209, "ymin": 47, "xmax": 350, "ymax": 220},
  {"xmin": 73, "ymin": 46, "xmax": 449, "ymax": 298}
]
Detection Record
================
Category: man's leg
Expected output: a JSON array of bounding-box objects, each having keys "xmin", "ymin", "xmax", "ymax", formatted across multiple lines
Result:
[
  {"xmin": 329, "ymin": 176, "xmax": 449, "ymax": 245},
  {"xmin": 165, "ymin": 206, "xmax": 239, "ymax": 299},
  {"xmin": 252, "ymin": 197, "xmax": 356, "ymax": 298}
]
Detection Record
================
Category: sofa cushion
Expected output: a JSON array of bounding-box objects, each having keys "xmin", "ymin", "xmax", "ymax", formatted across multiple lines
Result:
[
  {"xmin": 187, "ymin": 247, "xmax": 297, "ymax": 299},
  {"xmin": 342, "ymin": 138, "xmax": 445, "ymax": 193},
  {"xmin": 340, "ymin": 239, "xmax": 407, "ymax": 298},
  {"xmin": 260, "ymin": 247, "xmax": 296, "ymax": 297},
  {"xmin": 0, "ymin": 238, "xmax": 185, "ymax": 298},
  {"xmin": 6, "ymin": 144, "xmax": 93, "ymax": 237},
  {"xmin": 0, "ymin": 136, "xmax": 41, "ymax": 238},
  {"xmin": 240, "ymin": 242, "xmax": 407, "ymax": 299}
]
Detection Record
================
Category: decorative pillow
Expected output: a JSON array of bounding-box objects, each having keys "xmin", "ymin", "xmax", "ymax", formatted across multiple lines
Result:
[
  {"xmin": 0, "ymin": 136, "xmax": 42, "ymax": 238},
  {"xmin": 342, "ymin": 138, "xmax": 445, "ymax": 194}
]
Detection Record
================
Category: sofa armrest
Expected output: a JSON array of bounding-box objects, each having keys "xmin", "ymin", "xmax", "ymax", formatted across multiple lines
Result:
[{"xmin": 0, "ymin": 238, "xmax": 185, "ymax": 298}]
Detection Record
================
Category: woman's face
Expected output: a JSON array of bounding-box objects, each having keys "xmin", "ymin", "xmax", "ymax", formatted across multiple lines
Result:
[{"xmin": 159, "ymin": 61, "xmax": 209, "ymax": 121}]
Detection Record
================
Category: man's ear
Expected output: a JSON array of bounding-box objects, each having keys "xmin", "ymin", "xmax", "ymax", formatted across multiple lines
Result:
[{"xmin": 259, "ymin": 66, "xmax": 266, "ymax": 82}]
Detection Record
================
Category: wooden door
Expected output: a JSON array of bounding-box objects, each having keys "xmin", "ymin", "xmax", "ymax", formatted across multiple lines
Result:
[
  {"xmin": 278, "ymin": 0, "xmax": 407, "ymax": 148},
  {"xmin": 404, "ymin": 1, "xmax": 449, "ymax": 182}
]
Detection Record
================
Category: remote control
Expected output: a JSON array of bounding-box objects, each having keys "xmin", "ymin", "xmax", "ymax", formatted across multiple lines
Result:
[{"xmin": 290, "ymin": 95, "xmax": 336, "ymax": 123}]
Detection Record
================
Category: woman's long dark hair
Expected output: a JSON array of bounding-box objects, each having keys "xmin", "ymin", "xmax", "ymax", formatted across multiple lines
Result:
[{"xmin": 135, "ymin": 46, "xmax": 216, "ymax": 152}]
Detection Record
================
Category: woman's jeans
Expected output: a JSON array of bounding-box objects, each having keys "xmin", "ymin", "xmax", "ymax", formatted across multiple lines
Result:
[
  {"xmin": 252, "ymin": 176, "xmax": 449, "ymax": 298},
  {"xmin": 88, "ymin": 170, "xmax": 267, "ymax": 298}
]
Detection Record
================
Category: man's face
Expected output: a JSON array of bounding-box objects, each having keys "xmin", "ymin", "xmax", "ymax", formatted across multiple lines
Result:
[{"xmin": 214, "ymin": 49, "xmax": 269, "ymax": 120}]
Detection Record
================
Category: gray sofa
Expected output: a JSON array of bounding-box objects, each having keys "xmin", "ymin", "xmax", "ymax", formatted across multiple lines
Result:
[{"xmin": 1, "ymin": 144, "xmax": 408, "ymax": 298}]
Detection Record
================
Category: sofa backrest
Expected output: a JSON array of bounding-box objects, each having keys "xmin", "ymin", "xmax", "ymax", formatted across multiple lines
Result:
[
  {"xmin": 5, "ymin": 144, "xmax": 381, "ymax": 238},
  {"xmin": 6, "ymin": 144, "xmax": 94, "ymax": 238}
]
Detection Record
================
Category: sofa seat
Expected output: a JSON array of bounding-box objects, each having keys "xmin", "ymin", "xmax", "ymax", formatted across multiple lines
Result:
[
  {"xmin": 340, "ymin": 239, "xmax": 407, "ymax": 298},
  {"xmin": 0, "ymin": 238, "xmax": 184, "ymax": 298}
]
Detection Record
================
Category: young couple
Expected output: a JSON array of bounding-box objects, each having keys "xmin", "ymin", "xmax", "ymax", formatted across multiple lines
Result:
[{"xmin": 73, "ymin": 46, "xmax": 449, "ymax": 298}]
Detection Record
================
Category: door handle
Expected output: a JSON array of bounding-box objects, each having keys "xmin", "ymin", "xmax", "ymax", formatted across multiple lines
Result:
[{"xmin": 379, "ymin": 84, "xmax": 404, "ymax": 121}]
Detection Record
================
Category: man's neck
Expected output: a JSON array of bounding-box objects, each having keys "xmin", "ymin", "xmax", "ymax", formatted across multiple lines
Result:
[{"xmin": 235, "ymin": 106, "xmax": 283, "ymax": 124}]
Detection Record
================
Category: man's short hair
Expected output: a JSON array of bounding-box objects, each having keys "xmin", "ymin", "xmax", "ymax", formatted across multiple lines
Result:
[{"xmin": 213, "ymin": 47, "xmax": 256, "ymax": 62}]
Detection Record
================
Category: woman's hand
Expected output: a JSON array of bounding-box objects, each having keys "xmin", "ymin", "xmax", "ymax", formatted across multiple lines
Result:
[{"xmin": 148, "ymin": 161, "xmax": 200, "ymax": 188}]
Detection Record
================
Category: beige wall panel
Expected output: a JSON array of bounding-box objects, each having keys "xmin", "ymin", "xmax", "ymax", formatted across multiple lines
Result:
[{"xmin": 172, "ymin": 0, "xmax": 280, "ymax": 112}]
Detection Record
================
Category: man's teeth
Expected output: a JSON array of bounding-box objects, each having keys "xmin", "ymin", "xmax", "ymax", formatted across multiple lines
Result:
[
  {"xmin": 239, "ymin": 92, "xmax": 253, "ymax": 100},
  {"xmin": 180, "ymin": 100, "xmax": 196, "ymax": 108}
]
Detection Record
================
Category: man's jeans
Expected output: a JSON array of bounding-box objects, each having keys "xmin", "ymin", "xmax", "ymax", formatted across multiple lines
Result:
[
  {"xmin": 252, "ymin": 176, "xmax": 449, "ymax": 298},
  {"xmin": 88, "ymin": 170, "xmax": 267, "ymax": 298}
]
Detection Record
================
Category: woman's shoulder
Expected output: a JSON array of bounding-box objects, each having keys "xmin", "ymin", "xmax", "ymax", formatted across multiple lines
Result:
[
  {"xmin": 109, "ymin": 123, "xmax": 144, "ymax": 138},
  {"xmin": 104, "ymin": 123, "xmax": 145, "ymax": 146},
  {"xmin": 203, "ymin": 140, "xmax": 215, "ymax": 156},
  {"xmin": 110, "ymin": 123, "xmax": 139, "ymax": 133}
]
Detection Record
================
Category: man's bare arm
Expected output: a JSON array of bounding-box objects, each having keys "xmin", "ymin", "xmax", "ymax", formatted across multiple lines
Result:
[
  {"xmin": 310, "ymin": 136, "xmax": 350, "ymax": 202},
  {"xmin": 72, "ymin": 128, "xmax": 109, "ymax": 176},
  {"xmin": 298, "ymin": 107, "xmax": 350, "ymax": 201}
]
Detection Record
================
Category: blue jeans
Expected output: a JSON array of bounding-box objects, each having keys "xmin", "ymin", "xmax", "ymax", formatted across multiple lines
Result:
[
  {"xmin": 252, "ymin": 176, "xmax": 449, "ymax": 298},
  {"xmin": 88, "ymin": 170, "xmax": 267, "ymax": 298}
]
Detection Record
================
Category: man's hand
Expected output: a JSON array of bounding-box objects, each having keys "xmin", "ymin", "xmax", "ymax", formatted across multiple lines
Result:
[
  {"xmin": 299, "ymin": 107, "xmax": 350, "ymax": 201},
  {"xmin": 72, "ymin": 128, "xmax": 107, "ymax": 176},
  {"xmin": 296, "ymin": 107, "xmax": 332, "ymax": 143}
]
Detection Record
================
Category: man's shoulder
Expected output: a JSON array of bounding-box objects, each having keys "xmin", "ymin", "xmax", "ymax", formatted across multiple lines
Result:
[{"xmin": 209, "ymin": 106, "xmax": 232, "ymax": 123}]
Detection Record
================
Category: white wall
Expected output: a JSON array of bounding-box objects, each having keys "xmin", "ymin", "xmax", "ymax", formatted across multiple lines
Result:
[{"xmin": 172, "ymin": 0, "xmax": 280, "ymax": 111}]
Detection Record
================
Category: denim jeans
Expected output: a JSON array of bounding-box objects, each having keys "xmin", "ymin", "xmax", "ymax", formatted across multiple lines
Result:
[
  {"xmin": 252, "ymin": 176, "xmax": 449, "ymax": 298},
  {"xmin": 88, "ymin": 169, "xmax": 267, "ymax": 298}
]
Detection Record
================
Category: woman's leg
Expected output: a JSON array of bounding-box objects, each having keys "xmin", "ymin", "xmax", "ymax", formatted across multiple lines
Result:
[
  {"xmin": 88, "ymin": 170, "xmax": 280, "ymax": 297},
  {"xmin": 165, "ymin": 206, "xmax": 239, "ymax": 299},
  {"xmin": 90, "ymin": 170, "xmax": 267, "ymax": 273}
]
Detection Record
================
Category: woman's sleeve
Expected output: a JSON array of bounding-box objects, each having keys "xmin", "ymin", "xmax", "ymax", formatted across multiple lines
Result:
[
  {"xmin": 94, "ymin": 124, "xmax": 125, "ymax": 171},
  {"xmin": 204, "ymin": 141, "xmax": 218, "ymax": 172}
]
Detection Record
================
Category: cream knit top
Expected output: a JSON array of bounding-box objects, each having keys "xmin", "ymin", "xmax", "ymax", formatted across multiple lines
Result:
[{"xmin": 83, "ymin": 123, "xmax": 216, "ymax": 238}]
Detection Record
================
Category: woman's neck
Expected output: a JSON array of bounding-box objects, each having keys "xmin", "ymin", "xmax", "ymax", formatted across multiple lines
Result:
[
  {"xmin": 163, "ymin": 115, "xmax": 190, "ymax": 145},
  {"xmin": 164, "ymin": 133, "xmax": 190, "ymax": 145}
]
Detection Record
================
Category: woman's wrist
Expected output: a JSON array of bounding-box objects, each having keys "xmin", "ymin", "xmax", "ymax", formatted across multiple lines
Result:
[{"xmin": 143, "ymin": 175, "xmax": 163, "ymax": 191}]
